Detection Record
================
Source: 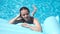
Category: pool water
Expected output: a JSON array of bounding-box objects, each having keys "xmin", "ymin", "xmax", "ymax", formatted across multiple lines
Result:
[
  {"xmin": 0, "ymin": 0, "xmax": 60, "ymax": 34},
  {"xmin": 0, "ymin": 0, "xmax": 60, "ymax": 23}
]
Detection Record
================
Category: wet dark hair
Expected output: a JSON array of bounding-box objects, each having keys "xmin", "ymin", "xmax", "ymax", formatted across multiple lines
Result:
[{"xmin": 20, "ymin": 7, "xmax": 30, "ymax": 14}]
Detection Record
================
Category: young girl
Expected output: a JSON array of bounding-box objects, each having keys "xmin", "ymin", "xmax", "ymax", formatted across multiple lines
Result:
[{"xmin": 9, "ymin": 5, "xmax": 42, "ymax": 32}]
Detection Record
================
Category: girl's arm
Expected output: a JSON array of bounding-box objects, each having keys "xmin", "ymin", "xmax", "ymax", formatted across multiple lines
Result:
[
  {"xmin": 9, "ymin": 14, "xmax": 21, "ymax": 24},
  {"xmin": 29, "ymin": 18, "xmax": 42, "ymax": 32},
  {"xmin": 21, "ymin": 18, "xmax": 42, "ymax": 32}
]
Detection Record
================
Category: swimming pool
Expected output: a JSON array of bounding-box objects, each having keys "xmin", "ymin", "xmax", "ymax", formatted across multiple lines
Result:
[
  {"xmin": 0, "ymin": 0, "xmax": 60, "ymax": 34},
  {"xmin": 0, "ymin": 0, "xmax": 60, "ymax": 23}
]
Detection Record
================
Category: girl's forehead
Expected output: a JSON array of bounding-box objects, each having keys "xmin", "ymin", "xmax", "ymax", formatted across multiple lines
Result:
[{"xmin": 21, "ymin": 9, "xmax": 29, "ymax": 14}]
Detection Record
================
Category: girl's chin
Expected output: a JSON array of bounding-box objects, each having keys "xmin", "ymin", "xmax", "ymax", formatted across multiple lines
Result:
[{"xmin": 24, "ymin": 18, "xmax": 29, "ymax": 21}]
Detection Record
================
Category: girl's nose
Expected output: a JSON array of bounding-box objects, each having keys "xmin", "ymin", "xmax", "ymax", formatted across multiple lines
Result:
[{"xmin": 25, "ymin": 15, "xmax": 28, "ymax": 18}]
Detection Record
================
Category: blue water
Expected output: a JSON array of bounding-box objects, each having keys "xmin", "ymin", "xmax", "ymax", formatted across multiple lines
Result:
[
  {"xmin": 0, "ymin": 0, "xmax": 60, "ymax": 23},
  {"xmin": 0, "ymin": 0, "xmax": 60, "ymax": 34}
]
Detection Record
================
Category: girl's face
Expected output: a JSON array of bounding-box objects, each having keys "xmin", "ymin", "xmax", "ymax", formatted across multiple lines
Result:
[{"xmin": 20, "ymin": 9, "xmax": 30, "ymax": 20}]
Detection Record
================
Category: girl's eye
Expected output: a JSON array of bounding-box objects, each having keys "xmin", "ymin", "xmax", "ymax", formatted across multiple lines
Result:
[
  {"xmin": 22, "ymin": 13, "xmax": 29, "ymax": 16},
  {"xmin": 23, "ymin": 14, "xmax": 25, "ymax": 16},
  {"xmin": 26, "ymin": 13, "xmax": 29, "ymax": 15}
]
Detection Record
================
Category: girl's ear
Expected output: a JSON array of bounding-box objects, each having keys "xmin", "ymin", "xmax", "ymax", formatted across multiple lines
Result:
[{"xmin": 20, "ymin": 13, "xmax": 21, "ymax": 16}]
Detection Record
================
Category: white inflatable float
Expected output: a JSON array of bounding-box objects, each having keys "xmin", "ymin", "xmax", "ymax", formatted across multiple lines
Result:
[{"xmin": 0, "ymin": 16, "xmax": 60, "ymax": 34}]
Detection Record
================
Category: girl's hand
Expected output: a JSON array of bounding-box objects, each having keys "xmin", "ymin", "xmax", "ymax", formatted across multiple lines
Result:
[
  {"xmin": 21, "ymin": 23, "xmax": 30, "ymax": 28},
  {"xmin": 16, "ymin": 14, "xmax": 20, "ymax": 17}
]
